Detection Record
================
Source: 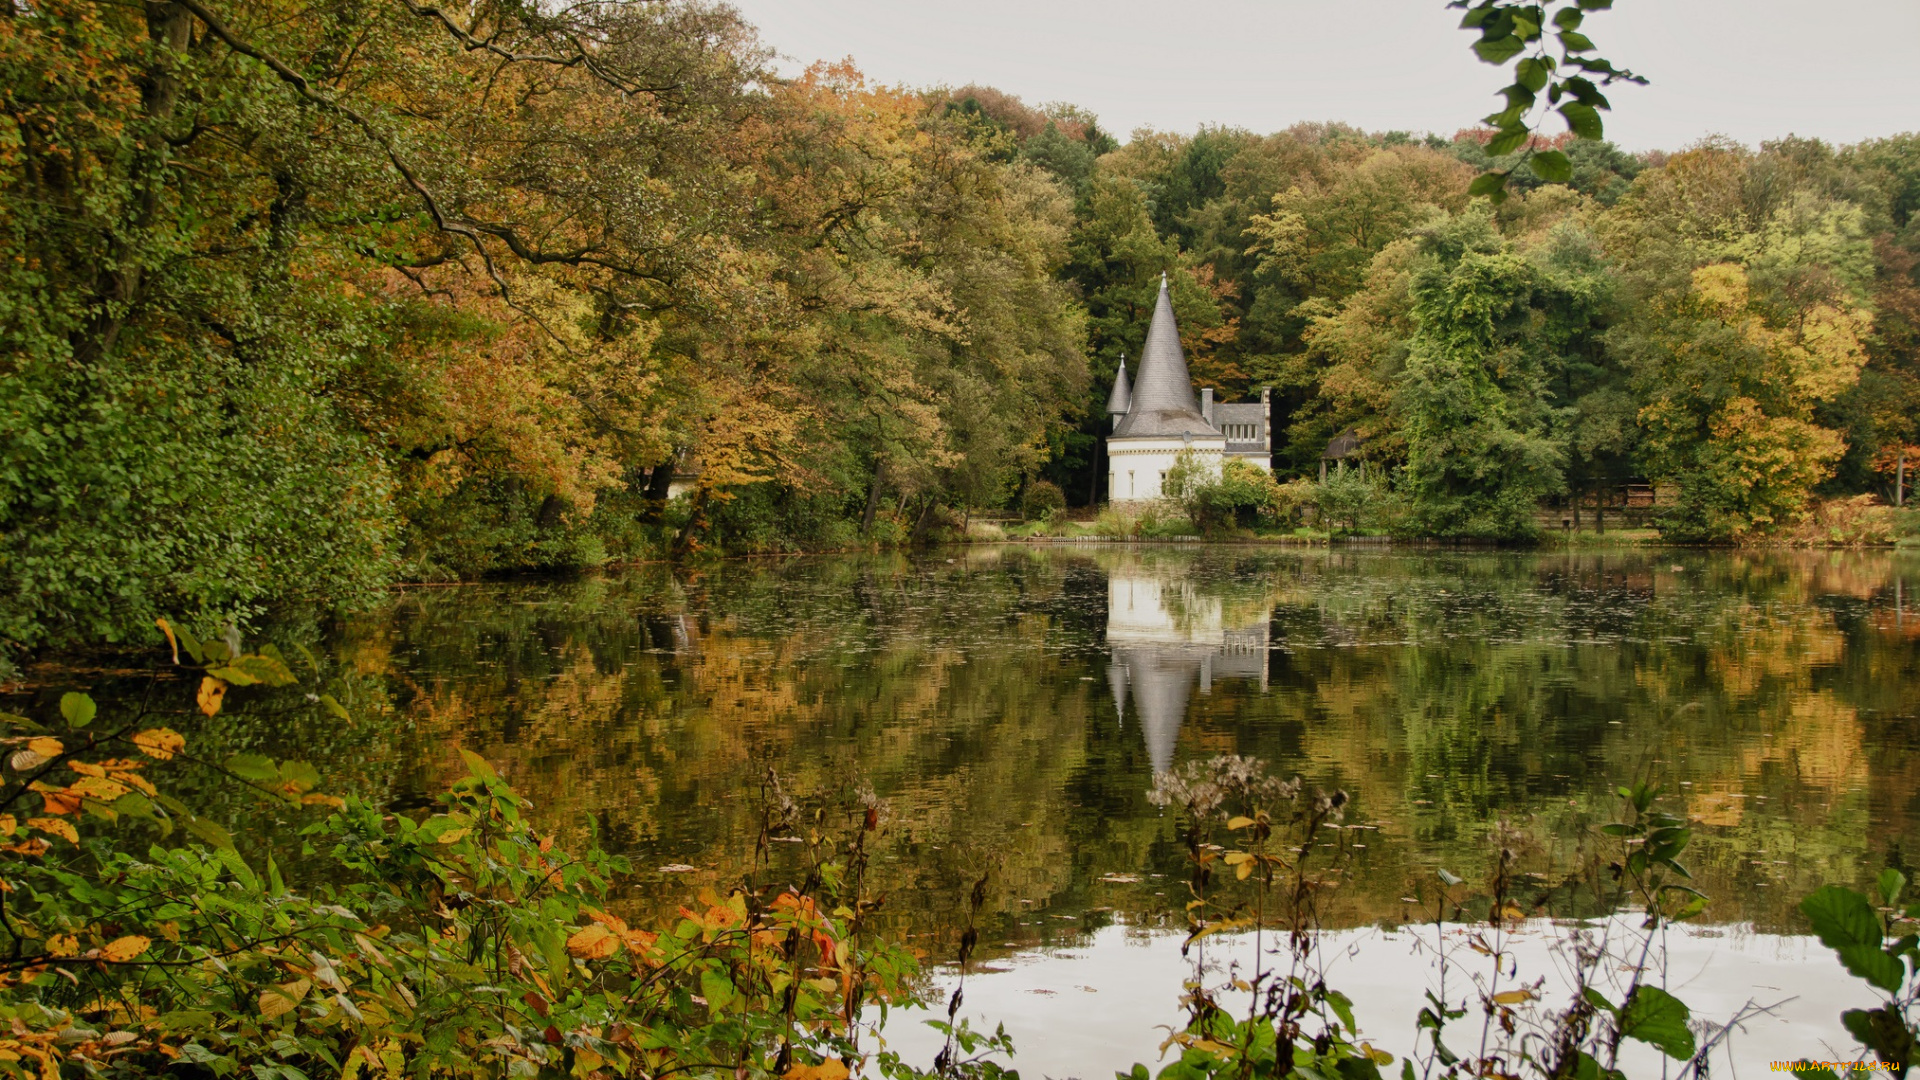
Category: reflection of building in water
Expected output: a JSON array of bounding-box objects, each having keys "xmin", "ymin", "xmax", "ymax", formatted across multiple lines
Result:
[{"xmin": 1105, "ymin": 572, "xmax": 1270, "ymax": 774}]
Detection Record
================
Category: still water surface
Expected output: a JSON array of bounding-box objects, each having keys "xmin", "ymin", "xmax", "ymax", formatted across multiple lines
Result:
[{"xmin": 344, "ymin": 545, "xmax": 1918, "ymax": 1072}]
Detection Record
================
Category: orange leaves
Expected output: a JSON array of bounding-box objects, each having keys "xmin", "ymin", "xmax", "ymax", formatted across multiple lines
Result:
[
  {"xmin": 196, "ymin": 677, "xmax": 226, "ymax": 717},
  {"xmin": 566, "ymin": 907, "xmax": 663, "ymax": 963},
  {"xmin": 783, "ymin": 1059, "xmax": 851, "ymax": 1080},
  {"xmin": 132, "ymin": 728, "xmax": 184, "ymax": 761},
  {"xmin": 25, "ymin": 738, "xmax": 63, "ymax": 760},
  {"xmin": 46, "ymin": 934, "xmax": 78, "ymax": 958},
  {"xmin": 564, "ymin": 924, "xmax": 620, "ymax": 961},
  {"xmin": 27, "ymin": 818, "xmax": 76, "ymax": 845}
]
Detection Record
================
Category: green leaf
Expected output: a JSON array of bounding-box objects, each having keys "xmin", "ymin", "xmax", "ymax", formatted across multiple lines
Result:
[
  {"xmin": 1515, "ymin": 57, "xmax": 1551, "ymax": 92},
  {"xmin": 459, "ymin": 748, "xmax": 499, "ymax": 783},
  {"xmin": 60, "ymin": 692, "xmax": 96, "ymax": 729},
  {"xmin": 1841, "ymin": 1006, "xmax": 1918, "ymax": 1069},
  {"xmin": 1577, "ymin": 0, "xmax": 1613, "ymax": 9},
  {"xmin": 278, "ymin": 760, "xmax": 321, "ymax": 796},
  {"xmin": 184, "ymin": 815, "xmax": 237, "ymax": 853},
  {"xmin": 1558, "ymin": 30, "xmax": 1597, "ymax": 52},
  {"xmin": 225, "ymin": 754, "xmax": 281, "ymax": 783},
  {"xmin": 1530, "ymin": 150, "xmax": 1573, "ymax": 182},
  {"xmin": 1877, "ymin": 868, "xmax": 1906, "ymax": 908},
  {"xmin": 1473, "ymin": 35, "xmax": 1525, "ymax": 64},
  {"xmin": 1564, "ymin": 76, "xmax": 1611, "ymax": 108},
  {"xmin": 319, "ymin": 694, "xmax": 352, "ymax": 723},
  {"xmin": 1836, "ymin": 944, "xmax": 1906, "ymax": 992},
  {"xmin": 1486, "ymin": 127, "xmax": 1531, "ymax": 156},
  {"xmin": 1553, "ymin": 8, "xmax": 1585, "ymax": 30},
  {"xmin": 1618, "ymin": 986, "xmax": 1694, "ymax": 1061},
  {"xmin": 1581, "ymin": 986, "xmax": 1616, "ymax": 1014},
  {"xmin": 1327, "ymin": 989, "xmax": 1358, "ymax": 1034},
  {"xmin": 1559, "ymin": 103, "xmax": 1604, "ymax": 140},
  {"xmin": 1801, "ymin": 886, "xmax": 1882, "ymax": 950}
]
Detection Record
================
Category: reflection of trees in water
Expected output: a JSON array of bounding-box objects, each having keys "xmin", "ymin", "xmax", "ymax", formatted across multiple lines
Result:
[{"xmin": 331, "ymin": 547, "xmax": 1920, "ymax": 939}]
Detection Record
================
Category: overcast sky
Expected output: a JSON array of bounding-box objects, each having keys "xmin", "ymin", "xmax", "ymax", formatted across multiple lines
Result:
[{"xmin": 724, "ymin": 0, "xmax": 1918, "ymax": 152}]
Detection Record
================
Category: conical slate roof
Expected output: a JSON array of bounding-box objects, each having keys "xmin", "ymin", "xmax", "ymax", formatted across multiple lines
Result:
[
  {"xmin": 1111, "ymin": 276, "xmax": 1219, "ymax": 439},
  {"xmin": 1105, "ymin": 354, "xmax": 1132, "ymax": 417}
]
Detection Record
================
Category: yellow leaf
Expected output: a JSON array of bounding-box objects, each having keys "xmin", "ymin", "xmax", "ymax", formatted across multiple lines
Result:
[
  {"xmin": 1235, "ymin": 860, "xmax": 1254, "ymax": 880},
  {"xmin": 301, "ymin": 793, "xmax": 346, "ymax": 809},
  {"xmin": 196, "ymin": 677, "xmax": 226, "ymax": 718},
  {"xmin": 565, "ymin": 924, "xmax": 620, "ymax": 960},
  {"xmin": 100, "ymin": 936, "xmax": 150, "ymax": 963},
  {"xmin": 0, "ymin": 815, "xmax": 14, "ymax": 836},
  {"xmin": 156, "ymin": 618, "xmax": 179, "ymax": 665},
  {"xmin": 26, "ymin": 738, "xmax": 63, "ymax": 760},
  {"xmin": 132, "ymin": 728, "xmax": 184, "ymax": 761},
  {"xmin": 434, "ymin": 828, "xmax": 469, "ymax": 845},
  {"xmin": 27, "ymin": 818, "xmax": 76, "ymax": 844},
  {"xmin": 784, "ymin": 1060, "xmax": 851, "ymax": 1080},
  {"xmin": 1222, "ymin": 852, "xmax": 1252, "ymax": 864},
  {"xmin": 47, "ymin": 933, "xmax": 79, "ymax": 957},
  {"xmin": 258, "ymin": 977, "xmax": 311, "ymax": 1020},
  {"xmin": 1226, "ymin": 816, "xmax": 1255, "ymax": 830},
  {"xmin": 1490, "ymin": 989, "xmax": 1536, "ymax": 1005}
]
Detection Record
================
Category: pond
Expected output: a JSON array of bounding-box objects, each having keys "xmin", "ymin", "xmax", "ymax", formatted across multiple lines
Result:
[{"xmin": 90, "ymin": 545, "xmax": 1920, "ymax": 1073}]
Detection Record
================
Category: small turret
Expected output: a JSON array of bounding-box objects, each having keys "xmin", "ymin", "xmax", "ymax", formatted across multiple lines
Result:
[{"xmin": 1105, "ymin": 353, "xmax": 1132, "ymax": 430}]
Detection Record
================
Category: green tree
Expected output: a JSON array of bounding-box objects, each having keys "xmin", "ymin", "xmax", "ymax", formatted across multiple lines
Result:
[{"xmin": 1397, "ymin": 211, "xmax": 1572, "ymax": 539}]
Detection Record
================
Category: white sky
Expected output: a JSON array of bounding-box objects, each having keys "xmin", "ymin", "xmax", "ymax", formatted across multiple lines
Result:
[{"xmin": 725, "ymin": 0, "xmax": 1920, "ymax": 152}]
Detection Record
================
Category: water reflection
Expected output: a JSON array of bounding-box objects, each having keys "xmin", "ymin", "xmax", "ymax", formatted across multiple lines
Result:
[
  {"xmin": 27, "ymin": 545, "xmax": 1918, "ymax": 1065},
  {"xmin": 1106, "ymin": 564, "xmax": 1271, "ymax": 773},
  {"xmin": 328, "ymin": 545, "xmax": 1920, "ymax": 948}
]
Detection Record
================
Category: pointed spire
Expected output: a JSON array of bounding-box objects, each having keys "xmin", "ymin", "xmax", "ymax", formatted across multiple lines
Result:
[
  {"xmin": 1105, "ymin": 352, "xmax": 1132, "ymax": 424},
  {"xmin": 1112, "ymin": 274, "xmax": 1217, "ymax": 439}
]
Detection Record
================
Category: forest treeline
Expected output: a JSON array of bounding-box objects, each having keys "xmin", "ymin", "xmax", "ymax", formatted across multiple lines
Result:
[{"xmin": 3, "ymin": 0, "xmax": 1918, "ymax": 658}]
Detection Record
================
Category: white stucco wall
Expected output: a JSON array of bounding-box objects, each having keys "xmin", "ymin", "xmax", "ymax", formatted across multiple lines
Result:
[{"xmin": 1106, "ymin": 437, "xmax": 1226, "ymax": 503}]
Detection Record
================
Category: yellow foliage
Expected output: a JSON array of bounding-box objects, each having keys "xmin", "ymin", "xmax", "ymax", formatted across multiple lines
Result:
[
  {"xmin": 132, "ymin": 728, "xmax": 185, "ymax": 761},
  {"xmin": 196, "ymin": 676, "xmax": 227, "ymax": 717},
  {"xmin": 26, "ymin": 818, "xmax": 76, "ymax": 844},
  {"xmin": 258, "ymin": 978, "xmax": 311, "ymax": 1020},
  {"xmin": 564, "ymin": 923, "xmax": 620, "ymax": 961},
  {"xmin": 99, "ymin": 935, "xmax": 150, "ymax": 963}
]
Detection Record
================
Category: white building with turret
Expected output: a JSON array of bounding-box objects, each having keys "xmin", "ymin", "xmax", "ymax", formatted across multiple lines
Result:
[{"xmin": 1105, "ymin": 275, "xmax": 1272, "ymax": 503}]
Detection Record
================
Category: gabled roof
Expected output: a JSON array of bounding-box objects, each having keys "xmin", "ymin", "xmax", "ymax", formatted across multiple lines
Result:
[
  {"xmin": 1111, "ymin": 276, "xmax": 1219, "ymax": 440},
  {"xmin": 1105, "ymin": 354, "xmax": 1132, "ymax": 416},
  {"xmin": 1323, "ymin": 427, "xmax": 1362, "ymax": 460}
]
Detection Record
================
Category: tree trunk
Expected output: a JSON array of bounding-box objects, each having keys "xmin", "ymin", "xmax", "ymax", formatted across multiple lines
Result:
[
  {"xmin": 911, "ymin": 497, "xmax": 936, "ymax": 544},
  {"xmin": 1088, "ymin": 437, "xmax": 1102, "ymax": 507},
  {"xmin": 636, "ymin": 459, "xmax": 678, "ymax": 523},
  {"xmin": 72, "ymin": 3, "xmax": 193, "ymax": 366},
  {"xmin": 861, "ymin": 458, "xmax": 886, "ymax": 536},
  {"xmin": 672, "ymin": 489, "xmax": 709, "ymax": 558}
]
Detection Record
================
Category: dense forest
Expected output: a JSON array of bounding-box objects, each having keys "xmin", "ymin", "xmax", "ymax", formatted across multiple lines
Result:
[{"xmin": 2, "ymin": 0, "xmax": 1918, "ymax": 660}]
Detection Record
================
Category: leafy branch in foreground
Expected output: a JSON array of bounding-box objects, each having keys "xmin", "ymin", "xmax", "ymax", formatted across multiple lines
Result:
[
  {"xmin": 0, "ymin": 633, "xmax": 951, "ymax": 1079},
  {"xmin": 1451, "ymin": 0, "xmax": 1646, "ymax": 199}
]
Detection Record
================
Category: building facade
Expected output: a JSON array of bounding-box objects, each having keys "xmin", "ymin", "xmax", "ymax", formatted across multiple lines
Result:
[{"xmin": 1105, "ymin": 275, "xmax": 1271, "ymax": 503}]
